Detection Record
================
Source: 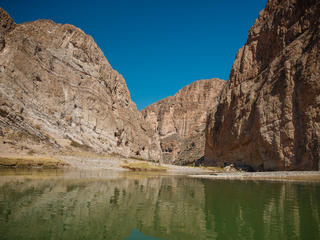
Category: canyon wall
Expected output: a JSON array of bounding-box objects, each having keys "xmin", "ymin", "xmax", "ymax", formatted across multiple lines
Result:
[
  {"xmin": 0, "ymin": 8, "xmax": 161, "ymax": 161},
  {"xmin": 142, "ymin": 79, "xmax": 225, "ymax": 165},
  {"xmin": 205, "ymin": 0, "xmax": 320, "ymax": 170}
]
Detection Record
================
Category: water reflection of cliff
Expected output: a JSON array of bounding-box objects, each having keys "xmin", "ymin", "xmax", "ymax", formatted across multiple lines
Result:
[
  {"xmin": 203, "ymin": 180, "xmax": 320, "ymax": 240},
  {"xmin": 0, "ymin": 172, "xmax": 319, "ymax": 240},
  {"xmin": 0, "ymin": 173, "xmax": 208, "ymax": 240}
]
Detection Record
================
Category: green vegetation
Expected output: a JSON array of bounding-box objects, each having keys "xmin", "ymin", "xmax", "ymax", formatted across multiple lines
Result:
[
  {"xmin": 121, "ymin": 162, "xmax": 167, "ymax": 172},
  {"xmin": 0, "ymin": 156, "xmax": 68, "ymax": 169},
  {"xmin": 27, "ymin": 150, "xmax": 36, "ymax": 156}
]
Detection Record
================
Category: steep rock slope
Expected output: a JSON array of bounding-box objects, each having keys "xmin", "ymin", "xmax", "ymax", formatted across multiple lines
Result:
[
  {"xmin": 205, "ymin": 0, "xmax": 320, "ymax": 170},
  {"xmin": 0, "ymin": 8, "xmax": 161, "ymax": 160},
  {"xmin": 142, "ymin": 79, "xmax": 225, "ymax": 165}
]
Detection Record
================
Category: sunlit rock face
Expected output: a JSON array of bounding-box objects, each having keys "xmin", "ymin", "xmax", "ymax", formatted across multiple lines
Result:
[
  {"xmin": 205, "ymin": 0, "xmax": 320, "ymax": 170},
  {"xmin": 0, "ymin": 8, "xmax": 161, "ymax": 160},
  {"xmin": 142, "ymin": 79, "xmax": 225, "ymax": 165}
]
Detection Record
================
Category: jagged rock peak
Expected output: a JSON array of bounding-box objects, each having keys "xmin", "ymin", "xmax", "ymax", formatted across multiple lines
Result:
[
  {"xmin": 0, "ymin": 8, "xmax": 16, "ymax": 33},
  {"xmin": 205, "ymin": 0, "xmax": 320, "ymax": 170},
  {"xmin": 0, "ymin": 8, "xmax": 16, "ymax": 51},
  {"xmin": 142, "ymin": 78, "xmax": 225, "ymax": 165}
]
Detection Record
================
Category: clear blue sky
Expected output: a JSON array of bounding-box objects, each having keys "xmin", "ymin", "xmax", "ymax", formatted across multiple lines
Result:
[{"xmin": 1, "ymin": 0, "xmax": 267, "ymax": 110}]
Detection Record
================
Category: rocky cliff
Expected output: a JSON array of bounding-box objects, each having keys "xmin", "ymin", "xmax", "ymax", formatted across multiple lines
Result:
[
  {"xmin": 205, "ymin": 0, "xmax": 320, "ymax": 170},
  {"xmin": 0, "ymin": 8, "xmax": 161, "ymax": 161},
  {"xmin": 142, "ymin": 79, "xmax": 225, "ymax": 165}
]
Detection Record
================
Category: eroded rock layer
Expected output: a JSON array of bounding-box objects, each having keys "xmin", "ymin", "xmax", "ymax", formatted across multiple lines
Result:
[
  {"xmin": 205, "ymin": 0, "xmax": 320, "ymax": 170},
  {"xmin": 0, "ymin": 8, "xmax": 161, "ymax": 160},
  {"xmin": 142, "ymin": 79, "xmax": 225, "ymax": 165}
]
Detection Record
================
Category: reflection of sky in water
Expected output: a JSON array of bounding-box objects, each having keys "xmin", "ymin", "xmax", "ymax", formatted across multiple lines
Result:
[{"xmin": 124, "ymin": 229, "xmax": 162, "ymax": 240}]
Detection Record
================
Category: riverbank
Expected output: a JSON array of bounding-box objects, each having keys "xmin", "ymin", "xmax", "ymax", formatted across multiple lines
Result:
[
  {"xmin": 190, "ymin": 171, "xmax": 320, "ymax": 182},
  {"xmin": 1, "ymin": 154, "xmax": 319, "ymax": 181},
  {"xmin": 59, "ymin": 153, "xmax": 213, "ymax": 174},
  {"xmin": 0, "ymin": 153, "xmax": 212, "ymax": 174}
]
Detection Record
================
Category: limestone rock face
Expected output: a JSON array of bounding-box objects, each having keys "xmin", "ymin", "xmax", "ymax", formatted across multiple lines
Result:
[
  {"xmin": 142, "ymin": 79, "xmax": 225, "ymax": 165},
  {"xmin": 205, "ymin": 0, "xmax": 320, "ymax": 170},
  {"xmin": 0, "ymin": 8, "xmax": 16, "ymax": 51},
  {"xmin": 0, "ymin": 8, "xmax": 161, "ymax": 160}
]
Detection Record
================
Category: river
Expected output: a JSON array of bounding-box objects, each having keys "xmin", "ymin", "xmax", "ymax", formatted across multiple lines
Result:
[{"xmin": 0, "ymin": 169, "xmax": 319, "ymax": 239}]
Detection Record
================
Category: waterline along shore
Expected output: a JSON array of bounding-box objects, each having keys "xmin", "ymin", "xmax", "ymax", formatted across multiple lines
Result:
[{"xmin": 1, "ymin": 154, "xmax": 320, "ymax": 182}]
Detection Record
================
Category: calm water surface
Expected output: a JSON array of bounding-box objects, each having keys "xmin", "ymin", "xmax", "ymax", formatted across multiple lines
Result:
[{"xmin": 0, "ymin": 169, "xmax": 319, "ymax": 240}]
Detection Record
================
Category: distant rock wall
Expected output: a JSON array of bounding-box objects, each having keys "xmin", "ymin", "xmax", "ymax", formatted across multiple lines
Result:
[
  {"xmin": 0, "ymin": 8, "xmax": 161, "ymax": 160},
  {"xmin": 205, "ymin": 0, "xmax": 320, "ymax": 170},
  {"xmin": 142, "ymin": 79, "xmax": 225, "ymax": 165}
]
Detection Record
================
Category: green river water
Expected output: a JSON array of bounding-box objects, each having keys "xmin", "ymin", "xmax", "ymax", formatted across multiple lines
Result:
[{"xmin": 0, "ymin": 169, "xmax": 319, "ymax": 240}]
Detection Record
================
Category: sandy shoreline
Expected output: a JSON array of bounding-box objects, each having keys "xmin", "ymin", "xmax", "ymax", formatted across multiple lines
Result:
[
  {"xmin": 1, "ymin": 154, "xmax": 320, "ymax": 181},
  {"xmin": 189, "ymin": 171, "xmax": 320, "ymax": 182},
  {"xmin": 0, "ymin": 153, "xmax": 212, "ymax": 174},
  {"xmin": 60, "ymin": 155, "xmax": 213, "ymax": 174},
  {"xmin": 58, "ymin": 156, "xmax": 320, "ymax": 180}
]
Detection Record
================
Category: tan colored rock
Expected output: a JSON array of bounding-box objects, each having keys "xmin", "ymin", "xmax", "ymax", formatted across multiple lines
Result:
[
  {"xmin": 142, "ymin": 79, "xmax": 225, "ymax": 165},
  {"xmin": 0, "ymin": 8, "xmax": 16, "ymax": 51},
  {"xmin": 205, "ymin": 0, "xmax": 320, "ymax": 170},
  {"xmin": 0, "ymin": 8, "xmax": 161, "ymax": 161}
]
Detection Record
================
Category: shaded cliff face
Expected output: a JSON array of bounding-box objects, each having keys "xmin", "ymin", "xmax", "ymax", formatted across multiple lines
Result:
[
  {"xmin": 0, "ymin": 9, "xmax": 161, "ymax": 160},
  {"xmin": 142, "ymin": 79, "xmax": 225, "ymax": 165},
  {"xmin": 205, "ymin": 0, "xmax": 320, "ymax": 170}
]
